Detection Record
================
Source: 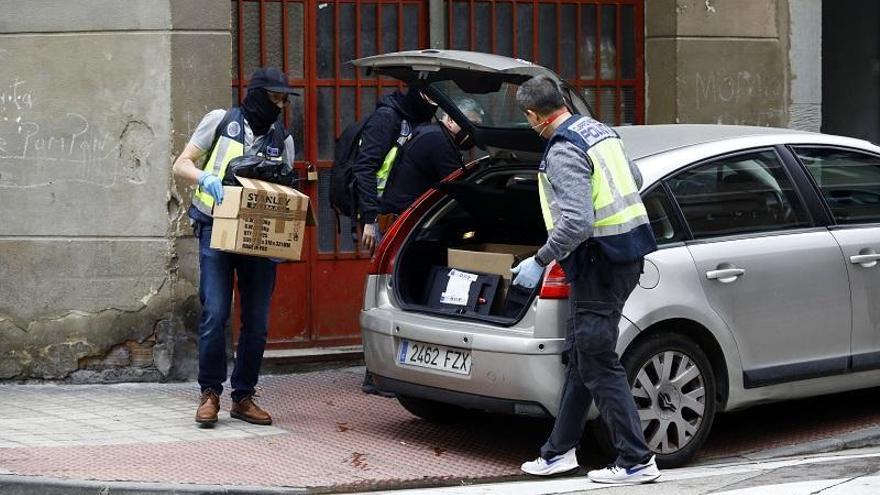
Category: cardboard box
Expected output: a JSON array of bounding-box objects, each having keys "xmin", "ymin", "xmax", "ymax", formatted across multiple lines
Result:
[
  {"xmin": 447, "ymin": 244, "xmax": 539, "ymax": 313},
  {"xmin": 210, "ymin": 177, "xmax": 315, "ymax": 261},
  {"xmin": 448, "ymin": 244, "xmax": 539, "ymax": 280}
]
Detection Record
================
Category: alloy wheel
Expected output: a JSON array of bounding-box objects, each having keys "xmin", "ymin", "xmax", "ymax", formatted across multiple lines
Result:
[{"xmin": 632, "ymin": 350, "xmax": 707, "ymax": 454}]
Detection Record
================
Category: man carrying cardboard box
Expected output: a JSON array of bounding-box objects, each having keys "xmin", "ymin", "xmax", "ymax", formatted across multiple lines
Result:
[{"xmin": 172, "ymin": 67, "xmax": 298, "ymax": 427}]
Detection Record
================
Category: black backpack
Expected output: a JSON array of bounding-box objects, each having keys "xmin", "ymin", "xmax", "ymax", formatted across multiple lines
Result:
[{"xmin": 329, "ymin": 117, "xmax": 370, "ymax": 217}]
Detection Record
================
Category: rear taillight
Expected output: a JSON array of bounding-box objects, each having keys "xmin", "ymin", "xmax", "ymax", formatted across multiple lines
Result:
[
  {"xmin": 368, "ymin": 168, "xmax": 466, "ymax": 275},
  {"xmin": 539, "ymin": 261, "xmax": 570, "ymax": 299}
]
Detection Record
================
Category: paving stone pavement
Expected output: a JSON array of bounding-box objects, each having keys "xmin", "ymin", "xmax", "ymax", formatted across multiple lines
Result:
[
  {"xmin": 0, "ymin": 367, "xmax": 543, "ymax": 492},
  {"xmin": 0, "ymin": 383, "xmax": 286, "ymax": 449},
  {"xmin": 0, "ymin": 367, "xmax": 879, "ymax": 493}
]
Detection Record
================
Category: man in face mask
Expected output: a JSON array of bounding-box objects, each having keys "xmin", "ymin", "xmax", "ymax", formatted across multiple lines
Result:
[
  {"xmin": 172, "ymin": 67, "xmax": 298, "ymax": 428},
  {"xmin": 376, "ymin": 97, "xmax": 484, "ymax": 219},
  {"xmin": 351, "ymin": 86, "xmax": 439, "ymax": 252},
  {"xmin": 512, "ymin": 76, "xmax": 659, "ymax": 485}
]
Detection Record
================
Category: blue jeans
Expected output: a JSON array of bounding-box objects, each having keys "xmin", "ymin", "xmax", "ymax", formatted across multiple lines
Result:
[
  {"xmin": 196, "ymin": 223, "xmax": 277, "ymax": 403},
  {"xmin": 539, "ymin": 258, "xmax": 651, "ymax": 468}
]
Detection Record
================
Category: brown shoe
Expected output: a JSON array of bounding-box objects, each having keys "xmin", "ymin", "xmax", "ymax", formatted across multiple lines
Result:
[
  {"xmin": 230, "ymin": 395, "xmax": 272, "ymax": 425},
  {"xmin": 195, "ymin": 390, "xmax": 220, "ymax": 426}
]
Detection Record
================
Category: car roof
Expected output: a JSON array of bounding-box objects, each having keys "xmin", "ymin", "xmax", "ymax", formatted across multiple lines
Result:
[
  {"xmin": 616, "ymin": 124, "xmax": 880, "ymax": 188},
  {"xmin": 614, "ymin": 124, "xmax": 816, "ymax": 160}
]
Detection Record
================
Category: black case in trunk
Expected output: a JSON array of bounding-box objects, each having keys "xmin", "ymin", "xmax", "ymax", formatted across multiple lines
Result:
[{"xmin": 424, "ymin": 266, "xmax": 501, "ymax": 315}]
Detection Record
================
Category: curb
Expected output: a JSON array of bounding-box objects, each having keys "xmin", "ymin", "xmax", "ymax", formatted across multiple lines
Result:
[
  {"xmin": 0, "ymin": 475, "xmax": 307, "ymax": 495},
  {"xmin": 742, "ymin": 425, "xmax": 880, "ymax": 461},
  {"xmin": 691, "ymin": 425, "xmax": 880, "ymax": 467}
]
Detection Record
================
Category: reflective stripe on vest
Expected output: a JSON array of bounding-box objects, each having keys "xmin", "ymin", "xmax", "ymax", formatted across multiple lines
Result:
[
  {"xmin": 538, "ymin": 171, "xmax": 555, "ymax": 229},
  {"xmin": 192, "ymin": 134, "xmax": 245, "ymax": 217},
  {"xmin": 538, "ymin": 131, "xmax": 648, "ymax": 237},
  {"xmin": 376, "ymin": 119, "xmax": 412, "ymax": 197},
  {"xmin": 587, "ymin": 138, "xmax": 649, "ymax": 237}
]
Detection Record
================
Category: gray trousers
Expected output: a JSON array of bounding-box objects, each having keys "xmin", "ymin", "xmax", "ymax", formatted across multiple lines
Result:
[{"xmin": 539, "ymin": 258, "xmax": 652, "ymax": 468}]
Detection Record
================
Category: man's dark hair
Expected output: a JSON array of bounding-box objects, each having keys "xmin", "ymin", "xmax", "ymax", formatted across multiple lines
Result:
[{"xmin": 516, "ymin": 76, "xmax": 565, "ymax": 116}]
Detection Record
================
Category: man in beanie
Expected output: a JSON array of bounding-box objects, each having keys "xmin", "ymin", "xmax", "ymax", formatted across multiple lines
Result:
[{"xmin": 172, "ymin": 67, "xmax": 298, "ymax": 427}]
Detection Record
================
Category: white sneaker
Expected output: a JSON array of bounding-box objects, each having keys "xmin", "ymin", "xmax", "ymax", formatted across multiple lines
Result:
[
  {"xmin": 587, "ymin": 455, "xmax": 661, "ymax": 484},
  {"xmin": 520, "ymin": 447, "xmax": 579, "ymax": 476}
]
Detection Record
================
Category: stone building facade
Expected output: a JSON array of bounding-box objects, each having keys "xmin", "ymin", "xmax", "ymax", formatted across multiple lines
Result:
[{"xmin": 0, "ymin": 0, "xmax": 876, "ymax": 382}]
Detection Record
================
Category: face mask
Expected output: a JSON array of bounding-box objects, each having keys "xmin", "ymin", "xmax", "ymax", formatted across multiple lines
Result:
[
  {"xmin": 454, "ymin": 129, "xmax": 475, "ymax": 151},
  {"xmin": 241, "ymin": 88, "xmax": 281, "ymax": 136},
  {"xmin": 531, "ymin": 121, "xmax": 551, "ymax": 139},
  {"xmin": 530, "ymin": 109, "xmax": 567, "ymax": 140}
]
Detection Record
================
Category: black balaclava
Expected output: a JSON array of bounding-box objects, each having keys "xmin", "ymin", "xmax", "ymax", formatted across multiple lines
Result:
[
  {"xmin": 241, "ymin": 88, "xmax": 280, "ymax": 136},
  {"xmin": 405, "ymin": 87, "xmax": 438, "ymax": 122}
]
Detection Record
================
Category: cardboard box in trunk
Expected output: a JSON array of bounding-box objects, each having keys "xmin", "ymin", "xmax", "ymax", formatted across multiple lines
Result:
[
  {"xmin": 210, "ymin": 177, "xmax": 315, "ymax": 261},
  {"xmin": 447, "ymin": 244, "xmax": 539, "ymax": 313}
]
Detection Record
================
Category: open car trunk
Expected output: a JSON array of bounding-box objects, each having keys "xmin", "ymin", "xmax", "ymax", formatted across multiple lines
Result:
[{"xmin": 393, "ymin": 162, "xmax": 548, "ymax": 325}]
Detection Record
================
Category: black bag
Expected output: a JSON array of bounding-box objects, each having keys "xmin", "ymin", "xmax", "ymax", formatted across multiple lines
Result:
[
  {"xmin": 222, "ymin": 154, "xmax": 299, "ymax": 189},
  {"xmin": 329, "ymin": 117, "xmax": 370, "ymax": 217},
  {"xmin": 218, "ymin": 112, "xmax": 299, "ymax": 189}
]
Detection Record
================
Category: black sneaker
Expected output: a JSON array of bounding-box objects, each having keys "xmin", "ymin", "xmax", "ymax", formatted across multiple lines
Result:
[{"xmin": 361, "ymin": 371, "xmax": 395, "ymax": 398}]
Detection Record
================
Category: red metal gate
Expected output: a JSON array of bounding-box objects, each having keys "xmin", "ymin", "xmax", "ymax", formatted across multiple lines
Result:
[
  {"xmin": 447, "ymin": 0, "xmax": 644, "ymax": 126},
  {"xmin": 231, "ymin": 0, "xmax": 643, "ymax": 350},
  {"xmin": 231, "ymin": 0, "xmax": 426, "ymax": 349}
]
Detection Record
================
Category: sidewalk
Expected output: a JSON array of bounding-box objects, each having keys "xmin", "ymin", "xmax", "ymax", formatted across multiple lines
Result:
[{"xmin": 1, "ymin": 367, "xmax": 879, "ymax": 494}]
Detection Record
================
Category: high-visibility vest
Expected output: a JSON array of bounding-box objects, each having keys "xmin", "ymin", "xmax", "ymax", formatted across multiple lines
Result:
[
  {"xmin": 191, "ymin": 108, "xmax": 285, "ymax": 217},
  {"xmin": 375, "ymin": 119, "xmax": 412, "ymax": 197},
  {"xmin": 538, "ymin": 115, "xmax": 655, "ymax": 263}
]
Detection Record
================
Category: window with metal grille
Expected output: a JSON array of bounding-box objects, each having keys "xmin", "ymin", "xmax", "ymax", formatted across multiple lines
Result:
[
  {"xmin": 232, "ymin": 0, "xmax": 307, "ymax": 161},
  {"xmin": 231, "ymin": 1, "xmax": 427, "ymax": 256},
  {"xmin": 446, "ymin": 0, "xmax": 643, "ymax": 125}
]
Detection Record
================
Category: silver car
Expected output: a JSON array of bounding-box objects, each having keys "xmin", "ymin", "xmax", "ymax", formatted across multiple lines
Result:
[{"xmin": 356, "ymin": 50, "xmax": 880, "ymax": 467}]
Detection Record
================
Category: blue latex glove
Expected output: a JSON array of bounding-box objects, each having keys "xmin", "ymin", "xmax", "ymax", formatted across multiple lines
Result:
[
  {"xmin": 198, "ymin": 171, "xmax": 224, "ymax": 204},
  {"xmin": 511, "ymin": 256, "xmax": 544, "ymax": 288}
]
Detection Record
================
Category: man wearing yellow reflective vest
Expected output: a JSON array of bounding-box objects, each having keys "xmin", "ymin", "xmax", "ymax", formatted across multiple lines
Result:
[
  {"xmin": 512, "ymin": 76, "xmax": 660, "ymax": 485},
  {"xmin": 351, "ymin": 87, "xmax": 438, "ymax": 251},
  {"xmin": 172, "ymin": 67, "xmax": 297, "ymax": 428}
]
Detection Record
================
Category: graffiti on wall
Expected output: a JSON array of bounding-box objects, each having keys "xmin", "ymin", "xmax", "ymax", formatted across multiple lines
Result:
[
  {"xmin": 679, "ymin": 68, "xmax": 785, "ymax": 126},
  {"xmin": 0, "ymin": 49, "xmax": 154, "ymax": 189}
]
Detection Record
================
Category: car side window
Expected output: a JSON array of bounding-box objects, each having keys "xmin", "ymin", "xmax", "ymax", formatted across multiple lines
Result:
[
  {"xmin": 643, "ymin": 187, "xmax": 685, "ymax": 245},
  {"xmin": 793, "ymin": 147, "xmax": 880, "ymax": 225},
  {"xmin": 666, "ymin": 150, "xmax": 811, "ymax": 239}
]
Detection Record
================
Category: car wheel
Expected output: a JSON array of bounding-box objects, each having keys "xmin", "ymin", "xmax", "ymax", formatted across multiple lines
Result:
[
  {"xmin": 586, "ymin": 333, "xmax": 717, "ymax": 468},
  {"xmin": 396, "ymin": 395, "xmax": 471, "ymax": 423}
]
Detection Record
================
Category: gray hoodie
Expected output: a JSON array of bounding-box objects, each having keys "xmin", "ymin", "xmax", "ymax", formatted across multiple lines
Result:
[{"xmin": 535, "ymin": 139, "xmax": 643, "ymax": 265}]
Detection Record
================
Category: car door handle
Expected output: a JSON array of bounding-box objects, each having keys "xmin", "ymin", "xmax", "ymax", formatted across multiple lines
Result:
[
  {"xmin": 850, "ymin": 253, "xmax": 880, "ymax": 267},
  {"xmin": 706, "ymin": 268, "xmax": 745, "ymax": 283}
]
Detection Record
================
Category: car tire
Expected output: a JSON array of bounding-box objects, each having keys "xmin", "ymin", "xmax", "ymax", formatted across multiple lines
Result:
[
  {"xmin": 585, "ymin": 332, "xmax": 717, "ymax": 468},
  {"xmin": 396, "ymin": 395, "xmax": 471, "ymax": 424}
]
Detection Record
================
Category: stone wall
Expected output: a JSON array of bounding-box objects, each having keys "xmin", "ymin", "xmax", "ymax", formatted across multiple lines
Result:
[
  {"xmin": 645, "ymin": 0, "xmax": 795, "ymax": 127},
  {"xmin": 0, "ymin": 0, "xmax": 230, "ymax": 382}
]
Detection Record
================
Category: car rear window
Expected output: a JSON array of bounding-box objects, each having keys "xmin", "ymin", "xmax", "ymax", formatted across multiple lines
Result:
[
  {"xmin": 429, "ymin": 79, "xmax": 529, "ymax": 129},
  {"xmin": 643, "ymin": 187, "xmax": 686, "ymax": 245}
]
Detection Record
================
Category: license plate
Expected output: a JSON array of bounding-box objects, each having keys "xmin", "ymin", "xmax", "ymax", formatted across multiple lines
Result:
[{"xmin": 397, "ymin": 339, "xmax": 471, "ymax": 375}]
